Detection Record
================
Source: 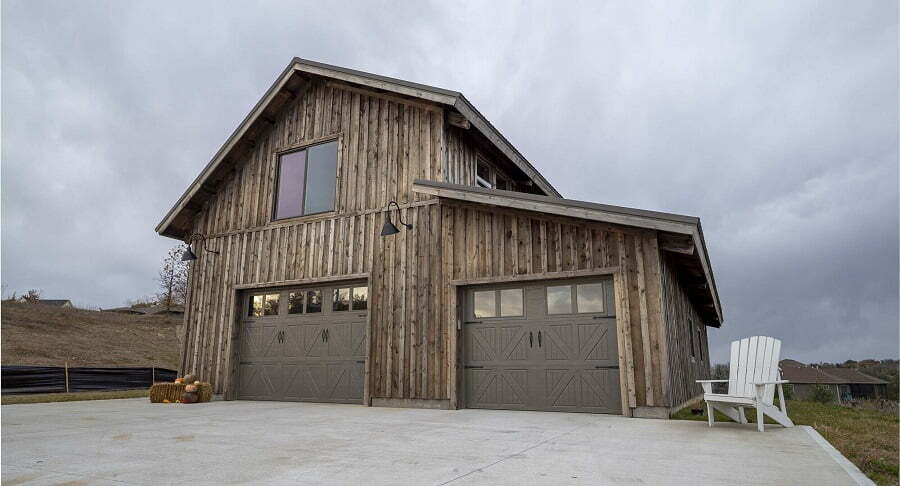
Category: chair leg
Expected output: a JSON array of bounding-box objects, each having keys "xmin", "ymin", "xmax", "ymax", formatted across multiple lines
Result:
[
  {"xmin": 756, "ymin": 406, "xmax": 764, "ymax": 432},
  {"xmin": 707, "ymin": 402, "xmax": 714, "ymax": 427},
  {"xmin": 738, "ymin": 407, "xmax": 747, "ymax": 424}
]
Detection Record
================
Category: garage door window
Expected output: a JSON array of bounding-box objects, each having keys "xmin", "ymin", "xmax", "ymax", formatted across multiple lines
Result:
[
  {"xmin": 576, "ymin": 283, "xmax": 605, "ymax": 313},
  {"xmin": 333, "ymin": 286, "xmax": 368, "ymax": 312},
  {"xmin": 288, "ymin": 292, "xmax": 304, "ymax": 314},
  {"xmin": 473, "ymin": 291, "xmax": 496, "ymax": 318},
  {"xmin": 333, "ymin": 288, "xmax": 350, "ymax": 311},
  {"xmin": 306, "ymin": 290, "xmax": 322, "ymax": 313},
  {"xmin": 546, "ymin": 285, "xmax": 572, "ymax": 314},
  {"xmin": 352, "ymin": 287, "xmax": 368, "ymax": 310},
  {"xmin": 499, "ymin": 289, "xmax": 523, "ymax": 316},
  {"xmin": 249, "ymin": 293, "xmax": 280, "ymax": 317}
]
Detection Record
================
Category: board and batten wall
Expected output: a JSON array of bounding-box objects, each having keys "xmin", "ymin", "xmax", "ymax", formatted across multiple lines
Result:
[
  {"xmin": 178, "ymin": 76, "xmax": 709, "ymax": 414},
  {"xmin": 181, "ymin": 76, "xmax": 449, "ymax": 397},
  {"xmin": 660, "ymin": 254, "xmax": 711, "ymax": 409}
]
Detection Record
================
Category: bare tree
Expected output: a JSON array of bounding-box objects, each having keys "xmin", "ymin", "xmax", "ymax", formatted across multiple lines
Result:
[
  {"xmin": 20, "ymin": 289, "xmax": 42, "ymax": 303},
  {"xmin": 157, "ymin": 246, "xmax": 188, "ymax": 310}
]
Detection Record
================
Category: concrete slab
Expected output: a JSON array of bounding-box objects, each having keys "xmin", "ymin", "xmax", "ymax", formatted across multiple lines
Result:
[{"xmin": 1, "ymin": 399, "xmax": 864, "ymax": 485}]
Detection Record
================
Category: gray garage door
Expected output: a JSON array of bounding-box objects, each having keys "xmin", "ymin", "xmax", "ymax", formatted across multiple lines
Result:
[
  {"xmin": 463, "ymin": 279, "xmax": 621, "ymax": 414},
  {"xmin": 237, "ymin": 282, "xmax": 367, "ymax": 403}
]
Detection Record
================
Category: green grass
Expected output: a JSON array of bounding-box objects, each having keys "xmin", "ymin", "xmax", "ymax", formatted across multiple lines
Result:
[
  {"xmin": 673, "ymin": 400, "xmax": 899, "ymax": 486},
  {"xmin": 1, "ymin": 389, "xmax": 148, "ymax": 405}
]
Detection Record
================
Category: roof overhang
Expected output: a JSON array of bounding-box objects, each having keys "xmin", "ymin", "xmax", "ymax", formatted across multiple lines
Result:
[
  {"xmin": 156, "ymin": 58, "xmax": 559, "ymax": 238},
  {"xmin": 413, "ymin": 179, "xmax": 723, "ymax": 326}
]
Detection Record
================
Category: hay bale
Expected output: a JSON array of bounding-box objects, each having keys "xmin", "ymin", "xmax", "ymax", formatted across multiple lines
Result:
[{"xmin": 149, "ymin": 382, "xmax": 213, "ymax": 403}]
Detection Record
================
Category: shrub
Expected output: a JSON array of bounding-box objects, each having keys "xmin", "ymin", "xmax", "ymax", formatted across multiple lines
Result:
[{"xmin": 810, "ymin": 384, "xmax": 837, "ymax": 403}]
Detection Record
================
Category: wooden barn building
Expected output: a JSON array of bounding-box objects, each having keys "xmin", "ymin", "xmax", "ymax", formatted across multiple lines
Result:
[{"xmin": 157, "ymin": 58, "xmax": 722, "ymax": 418}]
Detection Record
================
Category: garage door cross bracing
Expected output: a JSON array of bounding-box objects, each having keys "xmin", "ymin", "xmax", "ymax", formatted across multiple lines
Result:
[
  {"xmin": 463, "ymin": 279, "xmax": 621, "ymax": 414},
  {"xmin": 237, "ymin": 282, "xmax": 367, "ymax": 403}
]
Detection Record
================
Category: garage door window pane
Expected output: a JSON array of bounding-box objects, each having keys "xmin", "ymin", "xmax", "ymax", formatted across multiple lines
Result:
[
  {"xmin": 263, "ymin": 294, "xmax": 280, "ymax": 316},
  {"xmin": 306, "ymin": 290, "xmax": 322, "ymax": 313},
  {"xmin": 500, "ymin": 289, "xmax": 523, "ymax": 317},
  {"xmin": 576, "ymin": 283, "xmax": 605, "ymax": 313},
  {"xmin": 474, "ymin": 291, "xmax": 496, "ymax": 318},
  {"xmin": 547, "ymin": 286, "xmax": 572, "ymax": 314},
  {"xmin": 288, "ymin": 292, "xmax": 304, "ymax": 314},
  {"xmin": 333, "ymin": 288, "xmax": 350, "ymax": 311},
  {"xmin": 352, "ymin": 287, "xmax": 368, "ymax": 310},
  {"xmin": 249, "ymin": 295, "xmax": 264, "ymax": 317}
]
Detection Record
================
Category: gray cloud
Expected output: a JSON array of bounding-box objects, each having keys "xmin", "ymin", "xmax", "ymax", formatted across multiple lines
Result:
[{"xmin": 2, "ymin": 0, "xmax": 896, "ymax": 362}]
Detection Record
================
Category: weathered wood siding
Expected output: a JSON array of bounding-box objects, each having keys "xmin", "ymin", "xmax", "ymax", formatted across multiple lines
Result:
[
  {"xmin": 192, "ymin": 78, "xmax": 445, "ymax": 236},
  {"xmin": 660, "ymin": 253, "xmax": 711, "ymax": 408},
  {"xmin": 180, "ymin": 77, "xmax": 698, "ymax": 413},
  {"xmin": 445, "ymin": 126, "xmax": 517, "ymax": 189},
  {"xmin": 182, "ymin": 77, "xmax": 448, "ymax": 396},
  {"xmin": 440, "ymin": 202, "xmax": 670, "ymax": 409}
]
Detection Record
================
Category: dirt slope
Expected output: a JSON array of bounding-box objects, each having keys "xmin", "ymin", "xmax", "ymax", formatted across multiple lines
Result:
[{"xmin": 1, "ymin": 301, "xmax": 181, "ymax": 369}]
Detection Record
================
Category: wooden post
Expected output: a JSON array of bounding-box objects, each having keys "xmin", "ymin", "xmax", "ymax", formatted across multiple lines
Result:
[{"xmin": 64, "ymin": 360, "xmax": 70, "ymax": 393}]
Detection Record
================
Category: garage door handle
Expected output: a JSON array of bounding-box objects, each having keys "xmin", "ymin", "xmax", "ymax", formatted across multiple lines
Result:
[
  {"xmin": 594, "ymin": 366, "xmax": 619, "ymax": 369},
  {"xmin": 464, "ymin": 366, "xmax": 484, "ymax": 369}
]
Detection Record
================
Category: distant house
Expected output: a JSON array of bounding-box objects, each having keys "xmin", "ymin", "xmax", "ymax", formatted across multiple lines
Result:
[
  {"xmin": 101, "ymin": 305, "xmax": 184, "ymax": 316},
  {"xmin": 37, "ymin": 299, "xmax": 72, "ymax": 308},
  {"xmin": 780, "ymin": 359, "xmax": 888, "ymax": 402}
]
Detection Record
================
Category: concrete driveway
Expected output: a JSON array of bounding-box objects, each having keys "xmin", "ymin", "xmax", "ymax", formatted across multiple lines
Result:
[{"xmin": 2, "ymin": 399, "xmax": 867, "ymax": 485}]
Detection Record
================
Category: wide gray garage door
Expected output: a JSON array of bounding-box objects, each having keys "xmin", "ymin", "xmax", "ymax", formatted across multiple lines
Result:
[
  {"xmin": 237, "ymin": 282, "xmax": 367, "ymax": 403},
  {"xmin": 463, "ymin": 278, "xmax": 621, "ymax": 414}
]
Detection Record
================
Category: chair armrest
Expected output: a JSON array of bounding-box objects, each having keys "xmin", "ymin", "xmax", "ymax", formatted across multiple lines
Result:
[{"xmin": 696, "ymin": 380, "xmax": 728, "ymax": 383}]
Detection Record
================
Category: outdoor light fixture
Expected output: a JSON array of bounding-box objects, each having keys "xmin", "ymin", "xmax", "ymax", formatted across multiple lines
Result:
[
  {"xmin": 181, "ymin": 233, "xmax": 219, "ymax": 261},
  {"xmin": 380, "ymin": 201, "xmax": 412, "ymax": 236}
]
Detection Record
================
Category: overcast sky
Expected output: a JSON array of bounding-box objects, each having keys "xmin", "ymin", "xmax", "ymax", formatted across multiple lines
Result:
[{"xmin": 2, "ymin": 1, "xmax": 897, "ymax": 363}]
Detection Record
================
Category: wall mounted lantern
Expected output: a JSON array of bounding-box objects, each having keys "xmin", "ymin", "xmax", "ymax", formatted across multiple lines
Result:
[
  {"xmin": 181, "ymin": 233, "xmax": 219, "ymax": 261},
  {"xmin": 380, "ymin": 201, "xmax": 412, "ymax": 236}
]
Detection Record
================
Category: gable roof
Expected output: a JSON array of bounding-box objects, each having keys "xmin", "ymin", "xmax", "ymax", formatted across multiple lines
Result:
[
  {"xmin": 412, "ymin": 179, "xmax": 723, "ymax": 325},
  {"xmin": 156, "ymin": 57, "xmax": 560, "ymax": 238},
  {"xmin": 819, "ymin": 368, "xmax": 888, "ymax": 385},
  {"xmin": 37, "ymin": 299, "xmax": 72, "ymax": 307},
  {"xmin": 779, "ymin": 361, "xmax": 888, "ymax": 385}
]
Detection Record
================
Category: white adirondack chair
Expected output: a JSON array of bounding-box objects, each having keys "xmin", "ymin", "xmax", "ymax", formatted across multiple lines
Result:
[{"xmin": 697, "ymin": 336, "xmax": 794, "ymax": 432}]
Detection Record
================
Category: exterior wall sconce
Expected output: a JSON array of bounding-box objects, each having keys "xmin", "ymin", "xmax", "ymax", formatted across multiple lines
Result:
[
  {"xmin": 380, "ymin": 201, "xmax": 412, "ymax": 236},
  {"xmin": 181, "ymin": 233, "xmax": 220, "ymax": 261}
]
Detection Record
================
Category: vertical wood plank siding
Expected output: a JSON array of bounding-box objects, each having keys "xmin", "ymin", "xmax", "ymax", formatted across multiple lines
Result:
[
  {"xmin": 182, "ymin": 78, "xmax": 447, "ymax": 396},
  {"xmin": 659, "ymin": 253, "xmax": 711, "ymax": 408},
  {"xmin": 440, "ymin": 203, "xmax": 669, "ymax": 408},
  {"xmin": 180, "ymin": 77, "xmax": 705, "ymax": 412}
]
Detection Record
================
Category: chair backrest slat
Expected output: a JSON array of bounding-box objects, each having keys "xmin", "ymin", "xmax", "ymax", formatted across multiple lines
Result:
[
  {"xmin": 727, "ymin": 336, "xmax": 781, "ymax": 403},
  {"xmin": 727, "ymin": 340, "xmax": 741, "ymax": 394}
]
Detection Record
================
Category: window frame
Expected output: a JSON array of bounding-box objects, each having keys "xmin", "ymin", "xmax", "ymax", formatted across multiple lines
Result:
[
  {"xmin": 469, "ymin": 286, "xmax": 526, "ymax": 320},
  {"xmin": 475, "ymin": 159, "xmax": 494, "ymax": 189},
  {"xmin": 272, "ymin": 137, "xmax": 340, "ymax": 222}
]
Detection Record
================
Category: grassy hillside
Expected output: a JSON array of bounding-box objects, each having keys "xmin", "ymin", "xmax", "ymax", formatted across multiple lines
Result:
[{"xmin": 1, "ymin": 301, "xmax": 181, "ymax": 369}]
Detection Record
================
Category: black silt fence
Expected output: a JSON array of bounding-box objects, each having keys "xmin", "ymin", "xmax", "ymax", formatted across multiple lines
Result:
[{"xmin": 1, "ymin": 366, "xmax": 177, "ymax": 395}]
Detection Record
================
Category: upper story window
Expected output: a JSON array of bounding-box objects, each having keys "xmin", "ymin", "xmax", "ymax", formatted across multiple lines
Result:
[
  {"xmin": 274, "ymin": 140, "xmax": 338, "ymax": 220},
  {"xmin": 475, "ymin": 161, "xmax": 493, "ymax": 189}
]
